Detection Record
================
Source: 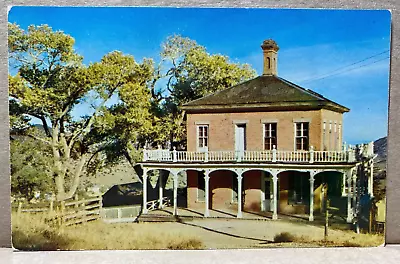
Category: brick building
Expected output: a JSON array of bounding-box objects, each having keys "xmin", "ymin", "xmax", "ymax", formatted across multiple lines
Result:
[{"xmin": 140, "ymin": 39, "xmax": 375, "ymax": 222}]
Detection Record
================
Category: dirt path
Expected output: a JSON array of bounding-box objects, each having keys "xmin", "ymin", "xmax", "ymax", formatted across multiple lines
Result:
[{"xmin": 145, "ymin": 218, "xmax": 360, "ymax": 249}]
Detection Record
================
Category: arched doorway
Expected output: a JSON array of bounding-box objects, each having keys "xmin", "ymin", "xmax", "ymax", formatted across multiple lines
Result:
[
  {"xmin": 278, "ymin": 170, "xmax": 310, "ymax": 215},
  {"xmin": 314, "ymin": 170, "xmax": 345, "ymax": 214}
]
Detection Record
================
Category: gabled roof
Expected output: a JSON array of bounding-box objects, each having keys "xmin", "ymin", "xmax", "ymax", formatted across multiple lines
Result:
[{"xmin": 182, "ymin": 75, "xmax": 349, "ymax": 113}]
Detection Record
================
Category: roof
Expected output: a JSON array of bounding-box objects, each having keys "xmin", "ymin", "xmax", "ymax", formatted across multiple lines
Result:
[{"xmin": 182, "ymin": 75, "xmax": 349, "ymax": 113}]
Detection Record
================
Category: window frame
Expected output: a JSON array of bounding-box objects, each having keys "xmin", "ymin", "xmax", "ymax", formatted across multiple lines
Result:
[
  {"xmin": 263, "ymin": 122, "xmax": 278, "ymax": 150},
  {"xmin": 196, "ymin": 124, "xmax": 209, "ymax": 151},
  {"xmin": 295, "ymin": 122, "xmax": 309, "ymax": 151}
]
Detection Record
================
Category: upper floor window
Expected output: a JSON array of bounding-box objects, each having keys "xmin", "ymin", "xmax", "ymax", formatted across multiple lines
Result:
[
  {"xmin": 197, "ymin": 125, "xmax": 208, "ymax": 149},
  {"xmin": 264, "ymin": 123, "xmax": 277, "ymax": 150},
  {"xmin": 295, "ymin": 122, "xmax": 309, "ymax": 150}
]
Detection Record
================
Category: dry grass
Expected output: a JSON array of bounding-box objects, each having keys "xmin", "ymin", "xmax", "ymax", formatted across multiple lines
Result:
[
  {"xmin": 272, "ymin": 230, "xmax": 384, "ymax": 247},
  {"xmin": 12, "ymin": 213, "xmax": 204, "ymax": 250}
]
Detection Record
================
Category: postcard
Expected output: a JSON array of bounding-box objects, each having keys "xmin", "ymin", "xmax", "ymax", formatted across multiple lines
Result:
[{"xmin": 8, "ymin": 7, "xmax": 390, "ymax": 250}]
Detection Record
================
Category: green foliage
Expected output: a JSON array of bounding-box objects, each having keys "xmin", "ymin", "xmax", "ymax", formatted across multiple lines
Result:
[
  {"xmin": 8, "ymin": 24, "xmax": 256, "ymax": 199},
  {"xmin": 10, "ymin": 135, "xmax": 53, "ymax": 200},
  {"xmin": 151, "ymin": 35, "xmax": 257, "ymax": 146}
]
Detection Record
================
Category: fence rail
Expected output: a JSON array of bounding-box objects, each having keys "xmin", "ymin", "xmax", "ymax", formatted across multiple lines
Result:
[
  {"xmin": 144, "ymin": 146, "xmax": 356, "ymax": 163},
  {"xmin": 15, "ymin": 195, "xmax": 103, "ymax": 227}
]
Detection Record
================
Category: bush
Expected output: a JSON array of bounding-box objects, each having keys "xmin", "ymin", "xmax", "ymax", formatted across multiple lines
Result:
[
  {"xmin": 273, "ymin": 232, "xmax": 296, "ymax": 243},
  {"xmin": 167, "ymin": 238, "xmax": 203, "ymax": 250}
]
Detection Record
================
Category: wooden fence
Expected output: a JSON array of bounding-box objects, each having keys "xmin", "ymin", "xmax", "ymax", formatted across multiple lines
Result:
[{"xmin": 15, "ymin": 195, "xmax": 103, "ymax": 227}]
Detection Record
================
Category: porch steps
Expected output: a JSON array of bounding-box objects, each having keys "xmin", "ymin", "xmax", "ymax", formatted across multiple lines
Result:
[{"xmin": 136, "ymin": 214, "xmax": 195, "ymax": 223}]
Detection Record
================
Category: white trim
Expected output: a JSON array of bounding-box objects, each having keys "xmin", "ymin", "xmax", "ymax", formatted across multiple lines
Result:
[
  {"xmin": 196, "ymin": 125, "xmax": 209, "ymax": 152},
  {"xmin": 261, "ymin": 119, "xmax": 279, "ymax": 123},
  {"xmin": 293, "ymin": 118, "xmax": 312, "ymax": 123},
  {"xmin": 232, "ymin": 120, "xmax": 249, "ymax": 124},
  {"xmin": 195, "ymin": 121, "xmax": 210, "ymax": 125},
  {"xmin": 263, "ymin": 122, "xmax": 278, "ymax": 150}
]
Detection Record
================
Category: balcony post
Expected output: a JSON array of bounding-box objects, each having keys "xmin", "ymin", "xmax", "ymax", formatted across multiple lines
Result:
[
  {"xmin": 272, "ymin": 145, "xmax": 277, "ymax": 162},
  {"xmin": 204, "ymin": 170, "xmax": 210, "ymax": 217},
  {"xmin": 173, "ymin": 146, "xmax": 177, "ymax": 162},
  {"xmin": 348, "ymin": 148, "xmax": 356, "ymax": 162},
  {"xmin": 309, "ymin": 146, "xmax": 314, "ymax": 164},
  {"xmin": 142, "ymin": 168, "xmax": 148, "ymax": 214},
  {"xmin": 205, "ymin": 151, "xmax": 209, "ymax": 162}
]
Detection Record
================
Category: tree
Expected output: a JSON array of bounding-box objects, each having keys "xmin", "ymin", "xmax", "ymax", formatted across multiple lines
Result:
[
  {"xmin": 150, "ymin": 35, "xmax": 257, "ymax": 147},
  {"xmin": 8, "ymin": 23, "xmax": 153, "ymax": 200},
  {"xmin": 10, "ymin": 135, "xmax": 53, "ymax": 201}
]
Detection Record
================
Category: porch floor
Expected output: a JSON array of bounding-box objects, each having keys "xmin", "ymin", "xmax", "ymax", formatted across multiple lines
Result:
[{"xmin": 143, "ymin": 206, "xmax": 350, "ymax": 229}]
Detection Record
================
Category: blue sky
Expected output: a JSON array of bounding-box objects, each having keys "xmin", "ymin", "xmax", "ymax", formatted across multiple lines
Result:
[{"xmin": 8, "ymin": 7, "xmax": 391, "ymax": 144}]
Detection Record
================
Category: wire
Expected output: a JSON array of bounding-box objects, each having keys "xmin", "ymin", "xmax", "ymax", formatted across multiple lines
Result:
[{"xmin": 299, "ymin": 50, "xmax": 390, "ymax": 84}]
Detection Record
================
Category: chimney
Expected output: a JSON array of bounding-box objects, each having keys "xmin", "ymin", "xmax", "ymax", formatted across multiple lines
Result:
[{"xmin": 261, "ymin": 39, "xmax": 279, "ymax": 76}]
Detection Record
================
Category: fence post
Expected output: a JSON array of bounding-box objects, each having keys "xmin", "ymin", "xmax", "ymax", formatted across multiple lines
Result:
[
  {"xmin": 309, "ymin": 146, "xmax": 314, "ymax": 163},
  {"xmin": 272, "ymin": 145, "xmax": 277, "ymax": 162},
  {"xmin": 61, "ymin": 201, "xmax": 65, "ymax": 227},
  {"xmin": 17, "ymin": 202, "xmax": 22, "ymax": 226},
  {"xmin": 74, "ymin": 194, "xmax": 79, "ymax": 210},
  {"xmin": 99, "ymin": 195, "xmax": 103, "ymax": 219}
]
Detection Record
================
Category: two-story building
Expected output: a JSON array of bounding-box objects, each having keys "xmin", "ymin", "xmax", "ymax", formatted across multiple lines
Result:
[{"xmin": 140, "ymin": 39, "xmax": 375, "ymax": 223}]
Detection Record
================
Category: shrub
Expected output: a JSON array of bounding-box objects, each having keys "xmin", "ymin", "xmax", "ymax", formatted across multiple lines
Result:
[
  {"xmin": 167, "ymin": 238, "xmax": 204, "ymax": 250},
  {"xmin": 273, "ymin": 232, "xmax": 296, "ymax": 243}
]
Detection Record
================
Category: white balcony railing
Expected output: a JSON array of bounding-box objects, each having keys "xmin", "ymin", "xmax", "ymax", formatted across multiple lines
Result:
[{"xmin": 143, "ymin": 146, "xmax": 357, "ymax": 164}]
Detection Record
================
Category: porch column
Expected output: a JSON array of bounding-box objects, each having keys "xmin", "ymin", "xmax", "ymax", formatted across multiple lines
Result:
[
  {"xmin": 272, "ymin": 170, "xmax": 278, "ymax": 220},
  {"xmin": 309, "ymin": 171, "xmax": 316, "ymax": 221},
  {"xmin": 204, "ymin": 170, "xmax": 210, "ymax": 217},
  {"xmin": 352, "ymin": 173, "xmax": 357, "ymax": 220},
  {"xmin": 237, "ymin": 172, "xmax": 243, "ymax": 218},
  {"xmin": 158, "ymin": 172, "xmax": 163, "ymax": 209},
  {"xmin": 369, "ymin": 162, "xmax": 374, "ymax": 197},
  {"xmin": 142, "ymin": 168, "xmax": 148, "ymax": 214},
  {"xmin": 346, "ymin": 169, "xmax": 353, "ymax": 223},
  {"xmin": 173, "ymin": 171, "xmax": 178, "ymax": 216}
]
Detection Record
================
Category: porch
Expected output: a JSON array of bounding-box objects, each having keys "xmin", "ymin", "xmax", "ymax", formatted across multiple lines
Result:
[
  {"xmin": 138, "ymin": 205, "xmax": 351, "ymax": 229},
  {"xmin": 140, "ymin": 162, "xmax": 360, "ymax": 224}
]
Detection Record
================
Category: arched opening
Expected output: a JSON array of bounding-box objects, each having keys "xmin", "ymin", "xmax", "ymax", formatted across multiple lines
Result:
[
  {"xmin": 314, "ymin": 170, "xmax": 345, "ymax": 215},
  {"xmin": 241, "ymin": 169, "xmax": 272, "ymax": 213},
  {"xmin": 185, "ymin": 169, "xmax": 205, "ymax": 210},
  {"xmin": 278, "ymin": 170, "xmax": 310, "ymax": 215},
  {"xmin": 267, "ymin": 57, "xmax": 271, "ymax": 69},
  {"xmin": 208, "ymin": 169, "xmax": 238, "ymax": 212}
]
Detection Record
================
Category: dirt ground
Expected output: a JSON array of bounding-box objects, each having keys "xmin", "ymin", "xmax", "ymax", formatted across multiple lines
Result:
[{"xmin": 134, "ymin": 218, "xmax": 384, "ymax": 249}]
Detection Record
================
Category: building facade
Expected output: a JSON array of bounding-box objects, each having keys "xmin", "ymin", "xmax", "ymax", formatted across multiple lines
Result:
[{"xmin": 140, "ymin": 39, "xmax": 375, "ymax": 222}]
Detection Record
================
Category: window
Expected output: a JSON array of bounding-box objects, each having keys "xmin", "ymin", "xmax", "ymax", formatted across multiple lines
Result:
[
  {"xmin": 264, "ymin": 123, "xmax": 277, "ymax": 150},
  {"xmin": 197, "ymin": 125, "xmax": 208, "ymax": 149},
  {"xmin": 295, "ymin": 122, "xmax": 309, "ymax": 150}
]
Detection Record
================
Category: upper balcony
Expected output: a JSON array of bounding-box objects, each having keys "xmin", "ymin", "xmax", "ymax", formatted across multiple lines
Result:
[{"xmin": 141, "ymin": 145, "xmax": 372, "ymax": 164}]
